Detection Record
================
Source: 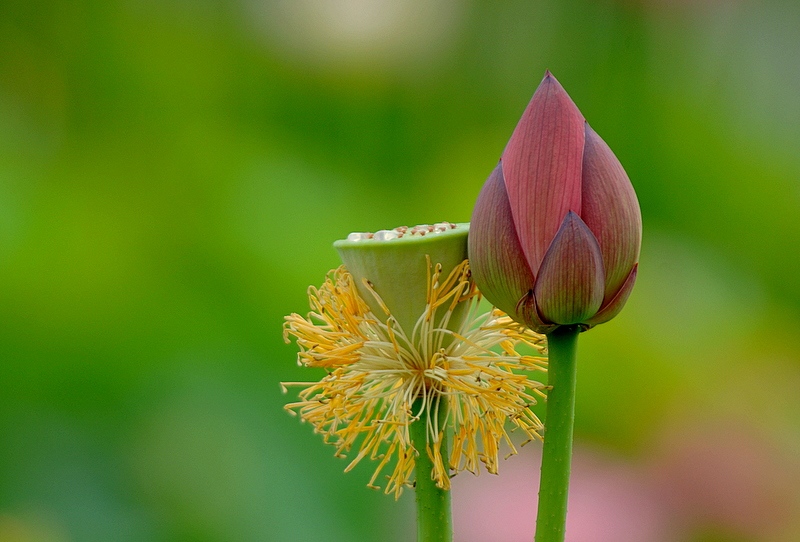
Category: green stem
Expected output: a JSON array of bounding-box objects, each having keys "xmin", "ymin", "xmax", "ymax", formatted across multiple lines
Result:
[
  {"xmin": 410, "ymin": 397, "xmax": 452, "ymax": 542},
  {"xmin": 535, "ymin": 325, "xmax": 580, "ymax": 542}
]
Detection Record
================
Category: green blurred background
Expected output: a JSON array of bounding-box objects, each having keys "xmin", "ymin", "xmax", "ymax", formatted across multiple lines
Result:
[{"xmin": 2, "ymin": 0, "xmax": 800, "ymax": 541}]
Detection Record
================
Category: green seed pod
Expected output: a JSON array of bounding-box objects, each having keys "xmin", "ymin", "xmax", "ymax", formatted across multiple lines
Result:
[{"xmin": 334, "ymin": 222, "xmax": 470, "ymax": 340}]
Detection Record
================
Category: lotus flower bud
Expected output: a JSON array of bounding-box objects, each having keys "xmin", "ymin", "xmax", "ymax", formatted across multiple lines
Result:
[{"xmin": 468, "ymin": 72, "xmax": 641, "ymax": 333}]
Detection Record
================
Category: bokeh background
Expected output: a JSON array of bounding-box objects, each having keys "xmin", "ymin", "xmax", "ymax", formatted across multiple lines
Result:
[{"xmin": 2, "ymin": 0, "xmax": 800, "ymax": 541}]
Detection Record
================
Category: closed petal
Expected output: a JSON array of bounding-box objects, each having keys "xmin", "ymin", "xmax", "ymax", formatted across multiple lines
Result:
[
  {"xmin": 468, "ymin": 163, "xmax": 536, "ymax": 323},
  {"xmin": 581, "ymin": 123, "xmax": 642, "ymax": 301},
  {"xmin": 501, "ymin": 71, "xmax": 585, "ymax": 274},
  {"xmin": 584, "ymin": 264, "xmax": 638, "ymax": 327},
  {"xmin": 533, "ymin": 212, "xmax": 605, "ymax": 325}
]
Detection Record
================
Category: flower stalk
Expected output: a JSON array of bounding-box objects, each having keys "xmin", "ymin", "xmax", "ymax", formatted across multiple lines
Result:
[
  {"xmin": 411, "ymin": 397, "xmax": 452, "ymax": 542},
  {"xmin": 535, "ymin": 326, "xmax": 579, "ymax": 542}
]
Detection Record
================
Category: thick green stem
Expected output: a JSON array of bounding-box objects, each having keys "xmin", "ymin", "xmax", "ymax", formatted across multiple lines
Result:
[
  {"xmin": 410, "ymin": 397, "xmax": 452, "ymax": 542},
  {"xmin": 535, "ymin": 325, "xmax": 580, "ymax": 542}
]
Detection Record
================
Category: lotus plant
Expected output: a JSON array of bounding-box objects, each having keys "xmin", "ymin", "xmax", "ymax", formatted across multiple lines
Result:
[{"xmin": 468, "ymin": 71, "xmax": 641, "ymax": 542}]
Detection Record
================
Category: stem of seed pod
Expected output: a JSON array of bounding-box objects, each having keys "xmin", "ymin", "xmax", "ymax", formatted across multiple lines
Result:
[
  {"xmin": 535, "ymin": 325, "xmax": 580, "ymax": 542},
  {"xmin": 410, "ymin": 397, "xmax": 452, "ymax": 542}
]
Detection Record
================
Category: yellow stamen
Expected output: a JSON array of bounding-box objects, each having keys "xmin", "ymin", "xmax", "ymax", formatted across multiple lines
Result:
[{"xmin": 282, "ymin": 261, "xmax": 547, "ymax": 498}]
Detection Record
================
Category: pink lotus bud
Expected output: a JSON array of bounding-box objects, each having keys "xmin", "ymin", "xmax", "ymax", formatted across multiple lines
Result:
[{"xmin": 469, "ymin": 72, "xmax": 641, "ymax": 333}]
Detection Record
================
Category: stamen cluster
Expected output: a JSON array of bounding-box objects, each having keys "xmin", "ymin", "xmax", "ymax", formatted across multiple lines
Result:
[{"xmin": 283, "ymin": 260, "xmax": 547, "ymax": 498}]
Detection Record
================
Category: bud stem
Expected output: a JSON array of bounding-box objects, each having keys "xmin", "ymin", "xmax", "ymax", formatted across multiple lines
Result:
[
  {"xmin": 535, "ymin": 325, "xmax": 580, "ymax": 542},
  {"xmin": 411, "ymin": 397, "xmax": 452, "ymax": 542}
]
